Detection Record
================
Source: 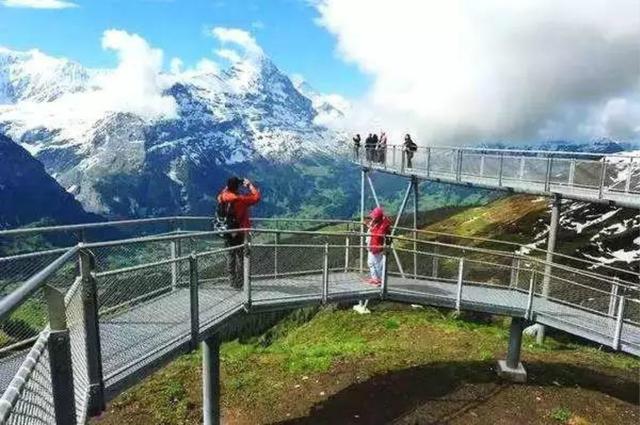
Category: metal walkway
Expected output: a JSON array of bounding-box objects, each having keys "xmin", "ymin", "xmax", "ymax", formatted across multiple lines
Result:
[
  {"xmin": 353, "ymin": 145, "xmax": 640, "ymax": 208},
  {"xmin": 0, "ymin": 221, "xmax": 639, "ymax": 424}
]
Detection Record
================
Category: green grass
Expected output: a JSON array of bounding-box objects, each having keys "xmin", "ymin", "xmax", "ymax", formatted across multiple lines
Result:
[{"xmin": 550, "ymin": 406, "xmax": 573, "ymax": 423}]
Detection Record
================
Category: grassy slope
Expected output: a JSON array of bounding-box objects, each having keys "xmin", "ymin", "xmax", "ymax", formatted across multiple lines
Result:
[{"xmin": 97, "ymin": 306, "xmax": 639, "ymax": 425}]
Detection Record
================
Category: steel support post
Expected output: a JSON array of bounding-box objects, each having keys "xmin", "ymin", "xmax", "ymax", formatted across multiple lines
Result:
[
  {"xmin": 344, "ymin": 236, "xmax": 350, "ymax": 273},
  {"xmin": 79, "ymin": 248, "xmax": 105, "ymax": 416},
  {"xmin": 625, "ymin": 159, "xmax": 633, "ymax": 192},
  {"xmin": 412, "ymin": 177, "xmax": 419, "ymax": 279},
  {"xmin": 243, "ymin": 238, "xmax": 251, "ymax": 309},
  {"xmin": 381, "ymin": 249, "xmax": 389, "ymax": 298},
  {"xmin": 274, "ymin": 233, "xmax": 280, "ymax": 278},
  {"xmin": 598, "ymin": 161, "xmax": 608, "ymax": 198},
  {"xmin": 568, "ymin": 159, "xmax": 576, "ymax": 186},
  {"xmin": 497, "ymin": 317, "xmax": 527, "ymax": 383},
  {"xmin": 170, "ymin": 238, "xmax": 181, "ymax": 290},
  {"xmin": 390, "ymin": 180, "xmax": 414, "ymax": 278},
  {"xmin": 202, "ymin": 334, "xmax": 221, "ymax": 425},
  {"xmin": 425, "ymin": 147, "xmax": 431, "ymax": 177},
  {"xmin": 537, "ymin": 194, "xmax": 560, "ymax": 344},
  {"xmin": 366, "ymin": 174, "xmax": 381, "ymax": 207},
  {"xmin": 359, "ymin": 169, "xmax": 366, "ymax": 273},
  {"xmin": 544, "ymin": 157, "xmax": 553, "ymax": 192},
  {"xmin": 455, "ymin": 258, "xmax": 464, "ymax": 312},
  {"xmin": 322, "ymin": 243, "xmax": 329, "ymax": 304},
  {"xmin": 498, "ymin": 153, "xmax": 504, "ymax": 186},
  {"xmin": 432, "ymin": 246, "xmax": 439, "ymax": 278},
  {"xmin": 45, "ymin": 285, "xmax": 77, "ymax": 425},
  {"xmin": 608, "ymin": 278, "xmax": 619, "ymax": 317},
  {"xmin": 509, "ymin": 257, "xmax": 520, "ymax": 288},
  {"xmin": 612, "ymin": 296, "xmax": 626, "ymax": 350},
  {"xmin": 189, "ymin": 255, "xmax": 200, "ymax": 349}
]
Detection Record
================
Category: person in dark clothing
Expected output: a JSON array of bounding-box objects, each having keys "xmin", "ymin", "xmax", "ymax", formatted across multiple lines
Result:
[
  {"xmin": 217, "ymin": 177, "xmax": 261, "ymax": 288},
  {"xmin": 352, "ymin": 134, "xmax": 361, "ymax": 161},
  {"xmin": 403, "ymin": 134, "xmax": 418, "ymax": 169},
  {"xmin": 365, "ymin": 133, "xmax": 376, "ymax": 162},
  {"xmin": 377, "ymin": 131, "xmax": 387, "ymax": 164}
]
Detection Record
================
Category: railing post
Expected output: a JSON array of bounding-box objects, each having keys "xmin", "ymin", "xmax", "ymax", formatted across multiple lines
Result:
[
  {"xmin": 455, "ymin": 257, "xmax": 464, "ymax": 312},
  {"xmin": 359, "ymin": 169, "xmax": 365, "ymax": 273},
  {"xmin": 432, "ymin": 246, "xmax": 439, "ymax": 278},
  {"xmin": 624, "ymin": 159, "xmax": 633, "ymax": 193},
  {"xmin": 509, "ymin": 257, "xmax": 520, "ymax": 288},
  {"xmin": 498, "ymin": 153, "xmax": 504, "ymax": 186},
  {"xmin": 456, "ymin": 149, "xmax": 463, "ymax": 181},
  {"xmin": 544, "ymin": 156, "xmax": 553, "ymax": 192},
  {"xmin": 426, "ymin": 147, "xmax": 431, "ymax": 177},
  {"xmin": 170, "ymin": 237, "xmax": 181, "ymax": 290},
  {"xmin": 598, "ymin": 160, "xmax": 608, "ymax": 198},
  {"xmin": 526, "ymin": 272, "xmax": 535, "ymax": 320},
  {"xmin": 189, "ymin": 254, "xmax": 199, "ymax": 349},
  {"xmin": 537, "ymin": 194, "xmax": 560, "ymax": 344},
  {"xmin": 479, "ymin": 154, "xmax": 485, "ymax": 177},
  {"xmin": 79, "ymin": 248, "xmax": 105, "ymax": 417},
  {"xmin": 392, "ymin": 146, "xmax": 397, "ymax": 169},
  {"xmin": 322, "ymin": 243, "xmax": 329, "ymax": 304},
  {"xmin": 612, "ymin": 295, "xmax": 626, "ymax": 350},
  {"xmin": 45, "ymin": 285, "xmax": 77, "ymax": 425},
  {"xmin": 401, "ymin": 147, "xmax": 406, "ymax": 174},
  {"xmin": 381, "ymin": 248, "xmax": 389, "ymax": 298},
  {"xmin": 568, "ymin": 159, "xmax": 576, "ymax": 186},
  {"xmin": 344, "ymin": 236, "xmax": 350, "ymax": 273},
  {"xmin": 608, "ymin": 278, "xmax": 619, "ymax": 317},
  {"xmin": 274, "ymin": 232, "xmax": 280, "ymax": 278},
  {"xmin": 243, "ymin": 237, "xmax": 251, "ymax": 309},
  {"xmin": 519, "ymin": 157, "xmax": 525, "ymax": 180}
]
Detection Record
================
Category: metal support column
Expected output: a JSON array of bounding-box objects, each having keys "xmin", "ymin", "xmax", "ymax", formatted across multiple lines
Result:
[
  {"xmin": 171, "ymin": 237, "xmax": 181, "ymax": 290},
  {"xmin": 79, "ymin": 248, "xmax": 105, "ymax": 417},
  {"xmin": 359, "ymin": 168, "xmax": 366, "ymax": 273},
  {"xmin": 202, "ymin": 334, "xmax": 221, "ymax": 425},
  {"xmin": 45, "ymin": 285, "xmax": 77, "ymax": 425},
  {"xmin": 274, "ymin": 233, "xmax": 280, "ymax": 278},
  {"xmin": 189, "ymin": 254, "xmax": 200, "ymax": 349},
  {"xmin": 389, "ymin": 180, "xmax": 414, "ymax": 278},
  {"xmin": 497, "ymin": 317, "xmax": 527, "ymax": 383},
  {"xmin": 412, "ymin": 177, "xmax": 419, "ymax": 279},
  {"xmin": 537, "ymin": 194, "xmax": 560, "ymax": 344},
  {"xmin": 366, "ymin": 174, "xmax": 381, "ymax": 207},
  {"xmin": 322, "ymin": 243, "xmax": 329, "ymax": 304},
  {"xmin": 243, "ymin": 237, "xmax": 251, "ymax": 309}
]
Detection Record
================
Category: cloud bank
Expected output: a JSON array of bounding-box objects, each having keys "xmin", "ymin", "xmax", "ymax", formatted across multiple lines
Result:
[
  {"xmin": 2, "ymin": 0, "xmax": 77, "ymax": 9},
  {"xmin": 315, "ymin": 0, "xmax": 640, "ymax": 144}
]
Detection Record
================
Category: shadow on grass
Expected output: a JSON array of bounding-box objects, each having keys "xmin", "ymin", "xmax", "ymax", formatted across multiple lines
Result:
[{"xmin": 270, "ymin": 360, "xmax": 638, "ymax": 425}]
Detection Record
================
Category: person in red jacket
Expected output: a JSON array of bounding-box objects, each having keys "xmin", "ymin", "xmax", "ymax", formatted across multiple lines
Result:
[
  {"xmin": 365, "ymin": 206, "xmax": 391, "ymax": 285},
  {"xmin": 217, "ymin": 177, "xmax": 261, "ymax": 288}
]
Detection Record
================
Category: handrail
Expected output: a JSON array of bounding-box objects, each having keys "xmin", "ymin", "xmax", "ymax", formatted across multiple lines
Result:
[
  {"xmin": 2, "ymin": 215, "xmax": 637, "ymax": 283},
  {"xmin": 0, "ymin": 245, "xmax": 79, "ymax": 322},
  {"xmin": 381, "ymin": 144, "xmax": 637, "ymax": 160}
]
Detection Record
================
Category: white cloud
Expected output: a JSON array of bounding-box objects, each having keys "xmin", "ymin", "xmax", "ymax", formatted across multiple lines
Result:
[
  {"xmin": 315, "ymin": 0, "xmax": 640, "ymax": 144},
  {"xmin": 169, "ymin": 57, "xmax": 183, "ymax": 74},
  {"xmin": 2, "ymin": 0, "xmax": 77, "ymax": 8},
  {"xmin": 211, "ymin": 27, "xmax": 263, "ymax": 63},
  {"xmin": 96, "ymin": 29, "xmax": 177, "ymax": 119}
]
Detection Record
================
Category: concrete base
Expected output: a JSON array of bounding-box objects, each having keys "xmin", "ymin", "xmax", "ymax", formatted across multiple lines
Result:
[{"xmin": 497, "ymin": 360, "xmax": 527, "ymax": 383}]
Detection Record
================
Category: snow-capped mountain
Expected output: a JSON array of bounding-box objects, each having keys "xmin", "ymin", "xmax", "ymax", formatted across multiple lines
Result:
[
  {"xmin": 0, "ymin": 47, "xmax": 346, "ymax": 217},
  {"xmin": 0, "ymin": 47, "xmax": 90, "ymax": 103}
]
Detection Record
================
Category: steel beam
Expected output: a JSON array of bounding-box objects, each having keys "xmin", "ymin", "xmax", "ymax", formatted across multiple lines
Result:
[
  {"xmin": 202, "ymin": 334, "xmax": 221, "ymax": 425},
  {"xmin": 366, "ymin": 174, "xmax": 381, "ymax": 207},
  {"xmin": 412, "ymin": 177, "xmax": 419, "ymax": 279},
  {"xmin": 537, "ymin": 194, "xmax": 560, "ymax": 344}
]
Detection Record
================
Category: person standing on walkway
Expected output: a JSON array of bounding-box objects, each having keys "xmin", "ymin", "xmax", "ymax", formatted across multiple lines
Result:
[
  {"xmin": 403, "ymin": 134, "xmax": 417, "ymax": 169},
  {"xmin": 217, "ymin": 177, "xmax": 261, "ymax": 288},
  {"xmin": 377, "ymin": 131, "xmax": 388, "ymax": 164},
  {"xmin": 365, "ymin": 206, "xmax": 391, "ymax": 286},
  {"xmin": 365, "ymin": 133, "xmax": 376, "ymax": 162},
  {"xmin": 352, "ymin": 134, "xmax": 361, "ymax": 161}
]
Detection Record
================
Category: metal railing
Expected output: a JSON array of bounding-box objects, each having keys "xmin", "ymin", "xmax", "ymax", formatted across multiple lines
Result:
[
  {"xmin": 1, "ymin": 223, "xmax": 639, "ymax": 424},
  {"xmin": 352, "ymin": 145, "xmax": 640, "ymax": 207}
]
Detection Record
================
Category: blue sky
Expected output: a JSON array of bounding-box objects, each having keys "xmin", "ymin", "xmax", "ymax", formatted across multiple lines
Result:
[{"xmin": 0, "ymin": 0, "xmax": 369, "ymax": 97}]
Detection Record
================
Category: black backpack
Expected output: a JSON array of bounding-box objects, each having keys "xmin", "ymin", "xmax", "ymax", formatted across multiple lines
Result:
[{"xmin": 213, "ymin": 200, "xmax": 239, "ymax": 236}]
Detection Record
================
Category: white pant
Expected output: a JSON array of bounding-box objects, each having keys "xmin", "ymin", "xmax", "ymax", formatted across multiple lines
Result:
[{"xmin": 367, "ymin": 251, "xmax": 383, "ymax": 280}]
